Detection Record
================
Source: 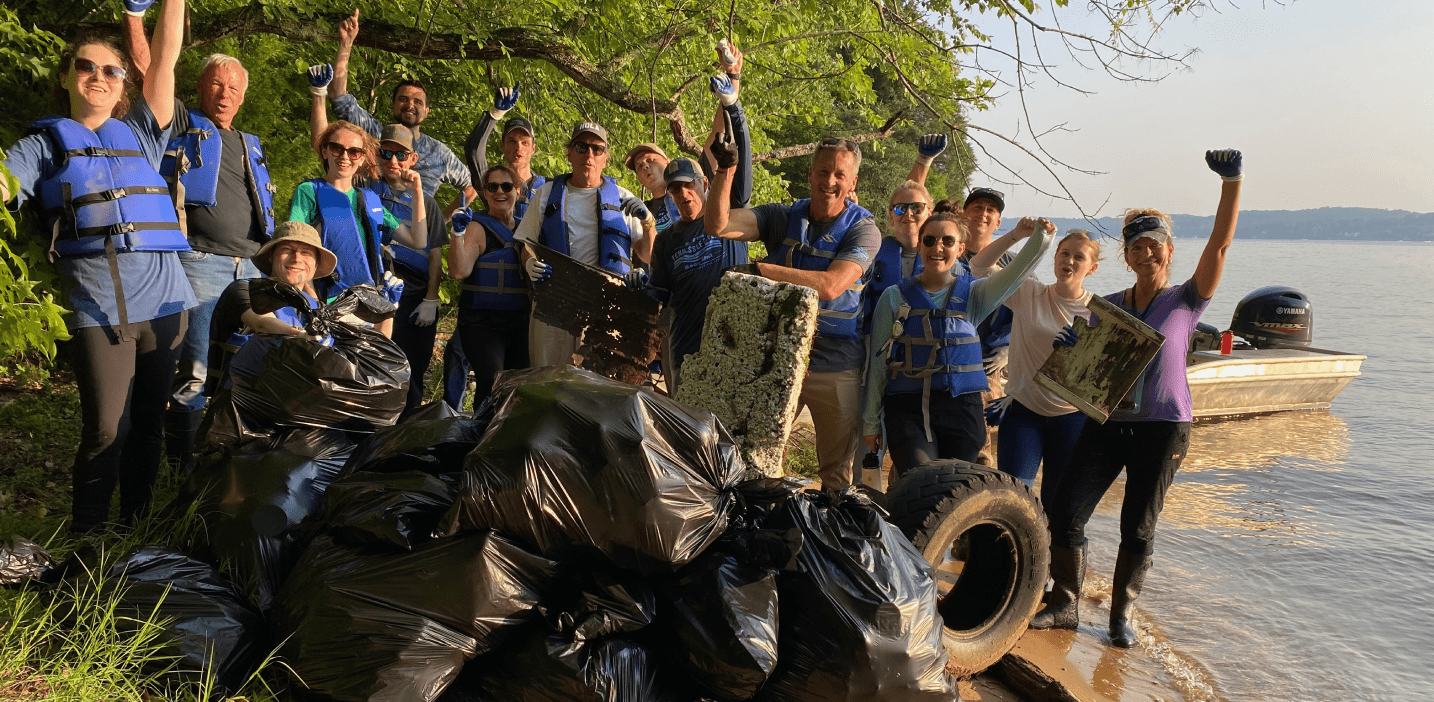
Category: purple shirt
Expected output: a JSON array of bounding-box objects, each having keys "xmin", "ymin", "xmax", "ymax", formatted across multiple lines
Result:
[{"xmin": 1103, "ymin": 278, "xmax": 1210, "ymax": 423}]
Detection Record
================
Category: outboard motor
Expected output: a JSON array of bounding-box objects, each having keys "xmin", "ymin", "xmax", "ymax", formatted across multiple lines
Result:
[{"xmin": 1229, "ymin": 286, "xmax": 1313, "ymax": 349}]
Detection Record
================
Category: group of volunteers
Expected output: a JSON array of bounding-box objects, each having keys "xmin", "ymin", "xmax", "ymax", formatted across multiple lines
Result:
[{"xmin": 1, "ymin": 0, "xmax": 1245, "ymax": 651}]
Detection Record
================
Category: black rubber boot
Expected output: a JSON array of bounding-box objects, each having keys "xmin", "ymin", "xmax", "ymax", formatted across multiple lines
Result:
[
  {"xmin": 1108, "ymin": 547, "xmax": 1153, "ymax": 648},
  {"xmin": 1030, "ymin": 543, "xmax": 1085, "ymax": 630},
  {"xmin": 163, "ymin": 408, "xmax": 203, "ymax": 476}
]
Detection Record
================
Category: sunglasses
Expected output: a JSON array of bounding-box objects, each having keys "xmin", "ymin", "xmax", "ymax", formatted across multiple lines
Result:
[
  {"xmin": 72, "ymin": 57, "xmax": 127, "ymax": 82},
  {"xmin": 485, "ymin": 181, "xmax": 516, "ymax": 193},
  {"xmin": 890, "ymin": 202, "xmax": 927, "ymax": 216},
  {"xmin": 378, "ymin": 149, "xmax": 412, "ymax": 161},
  {"xmin": 922, "ymin": 234, "xmax": 960, "ymax": 249},
  {"xmin": 570, "ymin": 142, "xmax": 608, "ymax": 156},
  {"xmin": 324, "ymin": 143, "xmax": 367, "ymax": 160}
]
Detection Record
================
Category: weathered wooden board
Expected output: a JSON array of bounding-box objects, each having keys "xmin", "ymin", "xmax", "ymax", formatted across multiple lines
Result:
[{"xmin": 1035, "ymin": 294, "xmax": 1165, "ymax": 423}]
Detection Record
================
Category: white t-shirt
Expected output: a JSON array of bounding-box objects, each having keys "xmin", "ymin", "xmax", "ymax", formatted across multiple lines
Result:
[
  {"xmin": 1000, "ymin": 277, "xmax": 1094, "ymax": 416},
  {"xmin": 514, "ymin": 180, "xmax": 646, "ymax": 267}
]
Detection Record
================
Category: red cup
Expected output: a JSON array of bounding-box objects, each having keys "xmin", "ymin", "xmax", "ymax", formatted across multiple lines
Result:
[{"xmin": 1220, "ymin": 331, "xmax": 1234, "ymax": 355}]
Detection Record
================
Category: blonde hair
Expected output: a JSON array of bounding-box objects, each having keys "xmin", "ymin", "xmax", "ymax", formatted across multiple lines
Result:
[
  {"xmin": 890, "ymin": 179, "xmax": 932, "ymax": 205},
  {"xmin": 1058, "ymin": 230, "xmax": 1102, "ymax": 261}
]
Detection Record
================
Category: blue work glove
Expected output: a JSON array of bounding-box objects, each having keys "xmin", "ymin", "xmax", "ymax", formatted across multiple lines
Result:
[
  {"xmin": 525, "ymin": 256, "xmax": 553, "ymax": 284},
  {"xmin": 620, "ymin": 196, "xmax": 654, "ymax": 225},
  {"xmin": 308, "ymin": 64, "xmax": 334, "ymax": 97},
  {"xmin": 623, "ymin": 267, "xmax": 650, "ymax": 290},
  {"xmin": 451, "ymin": 207, "xmax": 473, "ymax": 235},
  {"xmin": 985, "ymin": 396, "xmax": 1013, "ymax": 427},
  {"xmin": 1206, "ymin": 149, "xmax": 1243, "ymax": 181},
  {"xmin": 124, "ymin": 0, "xmax": 156, "ymax": 16},
  {"xmin": 710, "ymin": 74, "xmax": 739, "ymax": 107},
  {"xmin": 1053, "ymin": 324, "xmax": 1078, "ymax": 349},
  {"xmin": 917, "ymin": 133, "xmax": 948, "ymax": 162},
  {"xmin": 382, "ymin": 270, "xmax": 405, "ymax": 304},
  {"xmin": 491, "ymin": 83, "xmax": 521, "ymax": 118}
]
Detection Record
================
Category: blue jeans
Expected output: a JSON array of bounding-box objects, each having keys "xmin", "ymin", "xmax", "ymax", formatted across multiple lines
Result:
[
  {"xmin": 172, "ymin": 251, "xmax": 260, "ymax": 411},
  {"xmin": 441, "ymin": 334, "xmax": 470, "ymax": 410},
  {"xmin": 996, "ymin": 400, "xmax": 1088, "ymax": 515}
]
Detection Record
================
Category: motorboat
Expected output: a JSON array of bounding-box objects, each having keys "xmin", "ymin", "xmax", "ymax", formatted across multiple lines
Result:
[{"xmin": 1187, "ymin": 287, "xmax": 1364, "ymax": 419}]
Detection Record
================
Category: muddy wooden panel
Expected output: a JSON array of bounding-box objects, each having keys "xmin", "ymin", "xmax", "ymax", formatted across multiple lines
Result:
[
  {"xmin": 528, "ymin": 243, "xmax": 662, "ymax": 385},
  {"xmin": 1036, "ymin": 294, "xmax": 1165, "ymax": 423}
]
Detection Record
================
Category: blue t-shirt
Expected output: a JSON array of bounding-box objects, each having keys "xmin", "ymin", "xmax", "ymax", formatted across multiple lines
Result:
[
  {"xmin": 2, "ymin": 97, "xmax": 196, "ymax": 331},
  {"xmin": 650, "ymin": 217, "xmax": 749, "ymax": 373}
]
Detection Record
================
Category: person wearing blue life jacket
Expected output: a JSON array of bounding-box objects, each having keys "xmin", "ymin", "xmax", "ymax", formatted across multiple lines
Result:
[
  {"xmin": 514, "ymin": 121, "xmax": 657, "ymax": 367},
  {"xmin": 1, "ymin": 0, "xmax": 193, "ymax": 532},
  {"xmin": 206, "ymin": 221, "xmax": 332, "ymax": 394},
  {"xmin": 369, "ymin": 124, "xmax": 449, "ymax": 414},
  {"xmin": 288, "ymin": 120, "xmax": 426, "ymax": 337},
  {"xmin": 704, "ymin": 137, "xmax": 880, "ymax": 491},
  {"xmin": 957, "ymin": 186, "xmax": 1019, "ymax": 463},
  {"xmin": 464, "ymin": 84, "xmax": 545, "ymax": 219},
  {"xmin": 448, "ymin": 164, "xmax": 531, "ymax": 404},
  {"xmin": 624, "ymin": 143, "xmax": 681, "ymax": 237},
  {"xmin": 861, "ymin": 213, "xmax": 1051, "ymax": 478},
  {"xmin": 866, "ymin": 135, "xmax": 949, "ymax": 334}
]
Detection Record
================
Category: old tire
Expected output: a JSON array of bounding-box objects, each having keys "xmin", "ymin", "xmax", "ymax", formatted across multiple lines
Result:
[{"xmin": 886, "ymin": 459, "xmax": 1050, "ymax": 678}]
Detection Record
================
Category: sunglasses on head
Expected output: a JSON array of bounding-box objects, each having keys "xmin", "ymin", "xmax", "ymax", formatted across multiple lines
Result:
[
  {"xmin": 485, "ymin": 181, "xmax": 515, "ymax": 193},
  {"xmin": 890, "ymin": 202, "xmax": 927, "ymax": 216},
  {"xmin": 570, "ymin": 141, "xmax": 608, "ymax": 156},
  {"xmin": 72, "ymin": 57, "xmax": 127, "ymax": 82},
  {"xmin": 324, "ymin": 143, "xmax": 367, "ymax": 160},
  {"xmin": 378, "ymin": 149, "xmax": 412, "ymax": 161},
  {"xmin": 922, "ymin": 234, "xmax": 960, "ymax": 248}
]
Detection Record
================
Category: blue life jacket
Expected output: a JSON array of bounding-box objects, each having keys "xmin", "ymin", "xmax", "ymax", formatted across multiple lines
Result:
[
  {"xmin": 887, "ymin": 275, "xmax": 987, "ymax": 396},
  {"xmin": 764, "ymin": 199, "xmax": 872, "ymax": 340},
  {"xmin": 29, "ymin": 116, "xmax": 187, "ymax": 259},
  {"xmin": 461, "ymin": 212, "xmax": 529, "ymax": 311},
  {"xmin": 369, "ymin": 179, "xmax": 430, "ymax": 279},
  {"xmin": 160, "ymin": 109, "xmax": 276, "ymax": 238},
  {"xmin": 310, "ymin": 179, "xmax": 387, "ymax": 299},
  {"xmin": 514, "ymin": 173, "xmax": 547, "ymax": 220},
  {"xmin": 538, "ymin": 174, "xmax": 632, "ymax": 276},
  {"xmin": 866, "ymin": 236, "xmax": 922, "ymax": 335},
  {"xmin": 208, "ymin": 289, "xmax": 319, "ymax": 394}
]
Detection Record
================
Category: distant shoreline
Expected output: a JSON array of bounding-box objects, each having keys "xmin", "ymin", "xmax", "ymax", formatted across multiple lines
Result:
[{"xmin": 1015, "ymin": 208, "xmax": 1434, "ymax": 242}]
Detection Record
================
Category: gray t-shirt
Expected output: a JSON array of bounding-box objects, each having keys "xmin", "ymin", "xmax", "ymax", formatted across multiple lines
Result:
[{"xmin": 181, "ymin": 127, "xmax": 261, "ymax": 257}]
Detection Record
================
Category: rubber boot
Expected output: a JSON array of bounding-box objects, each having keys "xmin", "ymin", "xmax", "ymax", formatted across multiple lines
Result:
[
  {"xmin": 1030, "ymin": 543, "xmax": 1085, "ymax": 630},
  {"xmin": 163, "ymin": 408, "xmax": 203, "ymax": 476},
  {"xmin": 1108, "ymin": 547, "xmax": 1152, "ymax": 648}
]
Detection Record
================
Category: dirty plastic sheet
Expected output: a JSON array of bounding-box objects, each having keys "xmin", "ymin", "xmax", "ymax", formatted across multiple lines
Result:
[
  {"xmin": 656, "ymin": 548, "xmax": 779, "ymax": 701},
  {"xmin": 443, "ymin": 365, "xmax": 746, "ymax": 574},
  {"xmin": 0, "ymin": 535, "xmax": 55, "ymax": 586},
  {"xmin": 754, "ymin": 489, "xmax": 957, "ymax": 702},
  {"xmin": 182, "ymin": 427, "xmax": 355, "ymax": 613},
  {"xmin": 277, "ymin": 531, "xmax": 557, "ymax": 702},
  {"xmin": 324, "ymin": 471, "xmax": 458, "ymax": 551},
  {"xmin": 342, "ymin": 412, "xmax": 487, "ymax": 479},
  {"xmin": 105, "ymin": 546, "xmax": 267, "ymax": 697}
]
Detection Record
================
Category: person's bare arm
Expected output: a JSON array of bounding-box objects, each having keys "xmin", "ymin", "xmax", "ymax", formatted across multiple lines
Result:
[
  {"xmin": 121, "ymin": 14, "xmax": 152, "ymax": 83},
  {"xmin": 702, "ymin": 165, "xmax": 761, "ymax": 242},
  {"xmin": 447, "ymin": 219, "xmax": 488, "ymax": 280},
  {"xmin": 309, "ymin": 94, "xmax": 329, "ymax": 154},
  {"xmin": 331, "ymin": 9, "xmax": 359, "ymax": 99},
  {"xmin": 241, "ymin": 309, "xmax": 303, "ymax": 336},
  {"xmin": 758, "ymin": 259, "xmax": 863, "ymax": 301},
  {"xmin": 970, "ymin": 217, "xmax": 1048, "ymax": 271},
  {"xmin": 1193, "ymin": 158, "xmax": 1243, "ymax": 300},
  {"xmin": 142, "ymin": 0, "xmax": 185, "ymax": 128},
  {"xmin": 389, "ymin": 172, "xmax": 428, "ymax": 249}
]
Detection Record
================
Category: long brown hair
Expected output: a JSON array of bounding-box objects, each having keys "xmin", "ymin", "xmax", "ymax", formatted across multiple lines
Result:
[
  {"xmin": 315, "ymin": 121, "xmax": 379, "ymax": 178},
  {"xmin": 55, "ymin": 35, "xmax": 134, "ymax": 119}
]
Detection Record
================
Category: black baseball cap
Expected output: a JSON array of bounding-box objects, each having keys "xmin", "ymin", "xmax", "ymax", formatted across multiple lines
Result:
[
  {"xmin": 663, "ymin": 157, "xmax": 702, "ymax": 185},
  {"xmin": 502, "ymin": 117, "xmax": 534, "ymax": 138},
  {"xmin": 963, "ymin": 187, "xmax": 1006, "ymax": 212}
]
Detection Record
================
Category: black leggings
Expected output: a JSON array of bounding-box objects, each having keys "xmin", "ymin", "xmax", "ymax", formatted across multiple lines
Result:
[
  {"xmin": 882, "ymin": 391, "xmax": 986, "ymax": 478},
  {"xmin": 392, "ymin": 293, "xmax": 439, "ymax": 413},
  {"xmin": 1045, "ymin": 419, "xmax": 1191, "ymax": 557},
  {"xmin": 67, "ymin": 311, "xmax": 187, "ymax": 532},
  {"xmin": 457, "ymin": 308, "xmax": 530, "ymax": 407}
]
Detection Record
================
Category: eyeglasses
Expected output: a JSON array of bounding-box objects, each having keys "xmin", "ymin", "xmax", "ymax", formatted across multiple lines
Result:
[
  {"xmin": 922, "ymin": 234, "xmax": 960, "ymax": 248},
  {"xmin": 570, "ymin": 142, "xmax": 608, "ymax": 156},
  {"xmin": 485, "ymin": 181, "xmax": 515, "ymax": 193},
  {"xmin": 72, "ymin": 57, "xmax": 127, "ymax": 82},
  {"xmin": 378, "ymin": 149, "xmax": 412, "ymax": 161},
  {"xmin": 890, "ymin": 202, "xmax": 927, "ymax": 216},
  {"xmin": 324, "ymin": 143, "xmax": 367, "ymax": 160}
]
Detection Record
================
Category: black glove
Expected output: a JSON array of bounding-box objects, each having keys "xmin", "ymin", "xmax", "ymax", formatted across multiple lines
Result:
[{"xmin": 711, "ymin": 112, "xmax": 739, "ymax": 169}]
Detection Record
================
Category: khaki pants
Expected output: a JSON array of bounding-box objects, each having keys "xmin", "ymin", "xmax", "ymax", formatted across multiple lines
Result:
[
  {"xmin": 529, "ymin": 317, "xmax": 581, "ymax": 368},
  {"xmin": 798, "ymin": 368, "xmax": 863, "ymax": 491}
]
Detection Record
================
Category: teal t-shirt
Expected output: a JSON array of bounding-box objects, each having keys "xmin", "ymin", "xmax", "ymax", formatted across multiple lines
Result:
[{"xmin": 288, "ymin": 180, "xmax": 403, "ymax": 255}]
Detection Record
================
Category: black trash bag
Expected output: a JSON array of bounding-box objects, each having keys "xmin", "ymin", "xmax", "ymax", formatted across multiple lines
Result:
[
  {"xmin": 753, "ymin": 489, "xmax": 957, "ymax": 702},
  {"xmin": 104, "ymin": 546, "xmax": 267, "ymax": 697},
  {"xmin": 443, "ymin": 365, "xmax": 745, "ymax": 575},
  {"xmin": 324, "ymin": 471, "xmax": 459, "ymax": 551},
  {"xmin": 0, "ymin": 535, "xmax": 56, "ymax": 586},
  {"xmin": 342, "ymin": 413, "xmax": 488, "ymax": 478},
  {"xmin": 227, "ymin": 283, "xmax": 409, "ymax": 436},
  {"xmin": 182, "ymin": 427, "xmax": 355, "ymax": 613},
  {"xmin": 277, "ymin": 531, "xmax": 558, "ymax": 702},
  {"xmin": 654, "ymin": 549, "xmax": 779, "ymax": 701}
]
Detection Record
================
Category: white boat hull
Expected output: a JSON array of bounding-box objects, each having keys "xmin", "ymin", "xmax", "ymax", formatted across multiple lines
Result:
[{"xmin": 1186, "ymin": 346, "xmax": 1365, "ymax": 419}]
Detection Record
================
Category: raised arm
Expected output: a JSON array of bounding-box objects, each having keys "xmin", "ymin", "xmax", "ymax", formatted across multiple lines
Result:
[
  {"xmin": 119, "ymin": 0, "xmax": 155, "ymax": 82},
  {"xmin": 970, "ymin": 216, "xmax": 1048, "ymax": 271},
  {"xmin": 1193, "ymin": 149, "xmax": 1243, "ymax": 300},
  {"xmin": 306, "ymin": 64, "xmax": 334, "ymax": 153},
  {"xmin": 464, "ymin": 111, "xmax": 497, "ymax": 187},
  {"xmin": 331, "ymin": 10, "xmax": 360, "ymax": 99},
  {"xmin": 446, "ymin": 209, "xmax": 486, "ymax": 279},
  {"xmin": 141, "ymin": 0, "xmax": 185, "ymax": 128},
  {"xmin": 388, "ymin": 172, "xmax": 428, "ymax": 250},
  {"xmin": 968, "ymin": 223, "xmax": 1050, "ymax": 321},
  {"xmin": 702, "ymin": 154, "xmax": 761, "ymax": 242},
  {"xmin": 906, "ymin": 134, "xmax": 947, "ymax": 186}
]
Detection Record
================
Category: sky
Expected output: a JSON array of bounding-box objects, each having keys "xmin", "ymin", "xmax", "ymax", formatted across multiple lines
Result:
[{"xmin": 958, "ymin": 0, "xmax": 1434, "ymax": 219}]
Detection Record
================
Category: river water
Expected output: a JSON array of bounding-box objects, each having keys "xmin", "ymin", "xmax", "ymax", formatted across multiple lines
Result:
[{"xmin": 1023, "ymin": 238, "xmax": 1434, "ymax": 701}]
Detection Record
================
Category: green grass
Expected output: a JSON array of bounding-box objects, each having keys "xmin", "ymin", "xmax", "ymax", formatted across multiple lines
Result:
[{"xmin": 783, "ymin": 423, "xmax": 821, "ymax": 480}]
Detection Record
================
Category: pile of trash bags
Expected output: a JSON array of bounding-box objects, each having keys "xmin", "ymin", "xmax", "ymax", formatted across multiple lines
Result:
[{"xmin": 12, "ymin": 362, "xmax": 960, "ymax": 701}]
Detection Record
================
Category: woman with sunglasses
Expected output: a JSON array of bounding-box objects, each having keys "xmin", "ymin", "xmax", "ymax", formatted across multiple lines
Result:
[
  {"xmin": 288, "ymin": 120, "xmax": 423, "ymax": 336},
  {"xmin": 447, "ymin": 164, "xmax": 530, "ymax": 403},
  {"xmin": 0, "ymin": 0, "xmax": 192, "ymax": 532},
  {"xmin": 1032, "ymin": 150, "xmax": 1243, "ymax": 649},
  {"xmin": 862, "ymin": 212, "xmax": 1051, "ymax": 477}
]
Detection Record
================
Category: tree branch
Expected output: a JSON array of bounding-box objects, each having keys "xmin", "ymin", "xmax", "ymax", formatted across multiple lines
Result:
[{"xmin": 751, "ymin": 111, "xmax": 905, "ymax": 162}]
